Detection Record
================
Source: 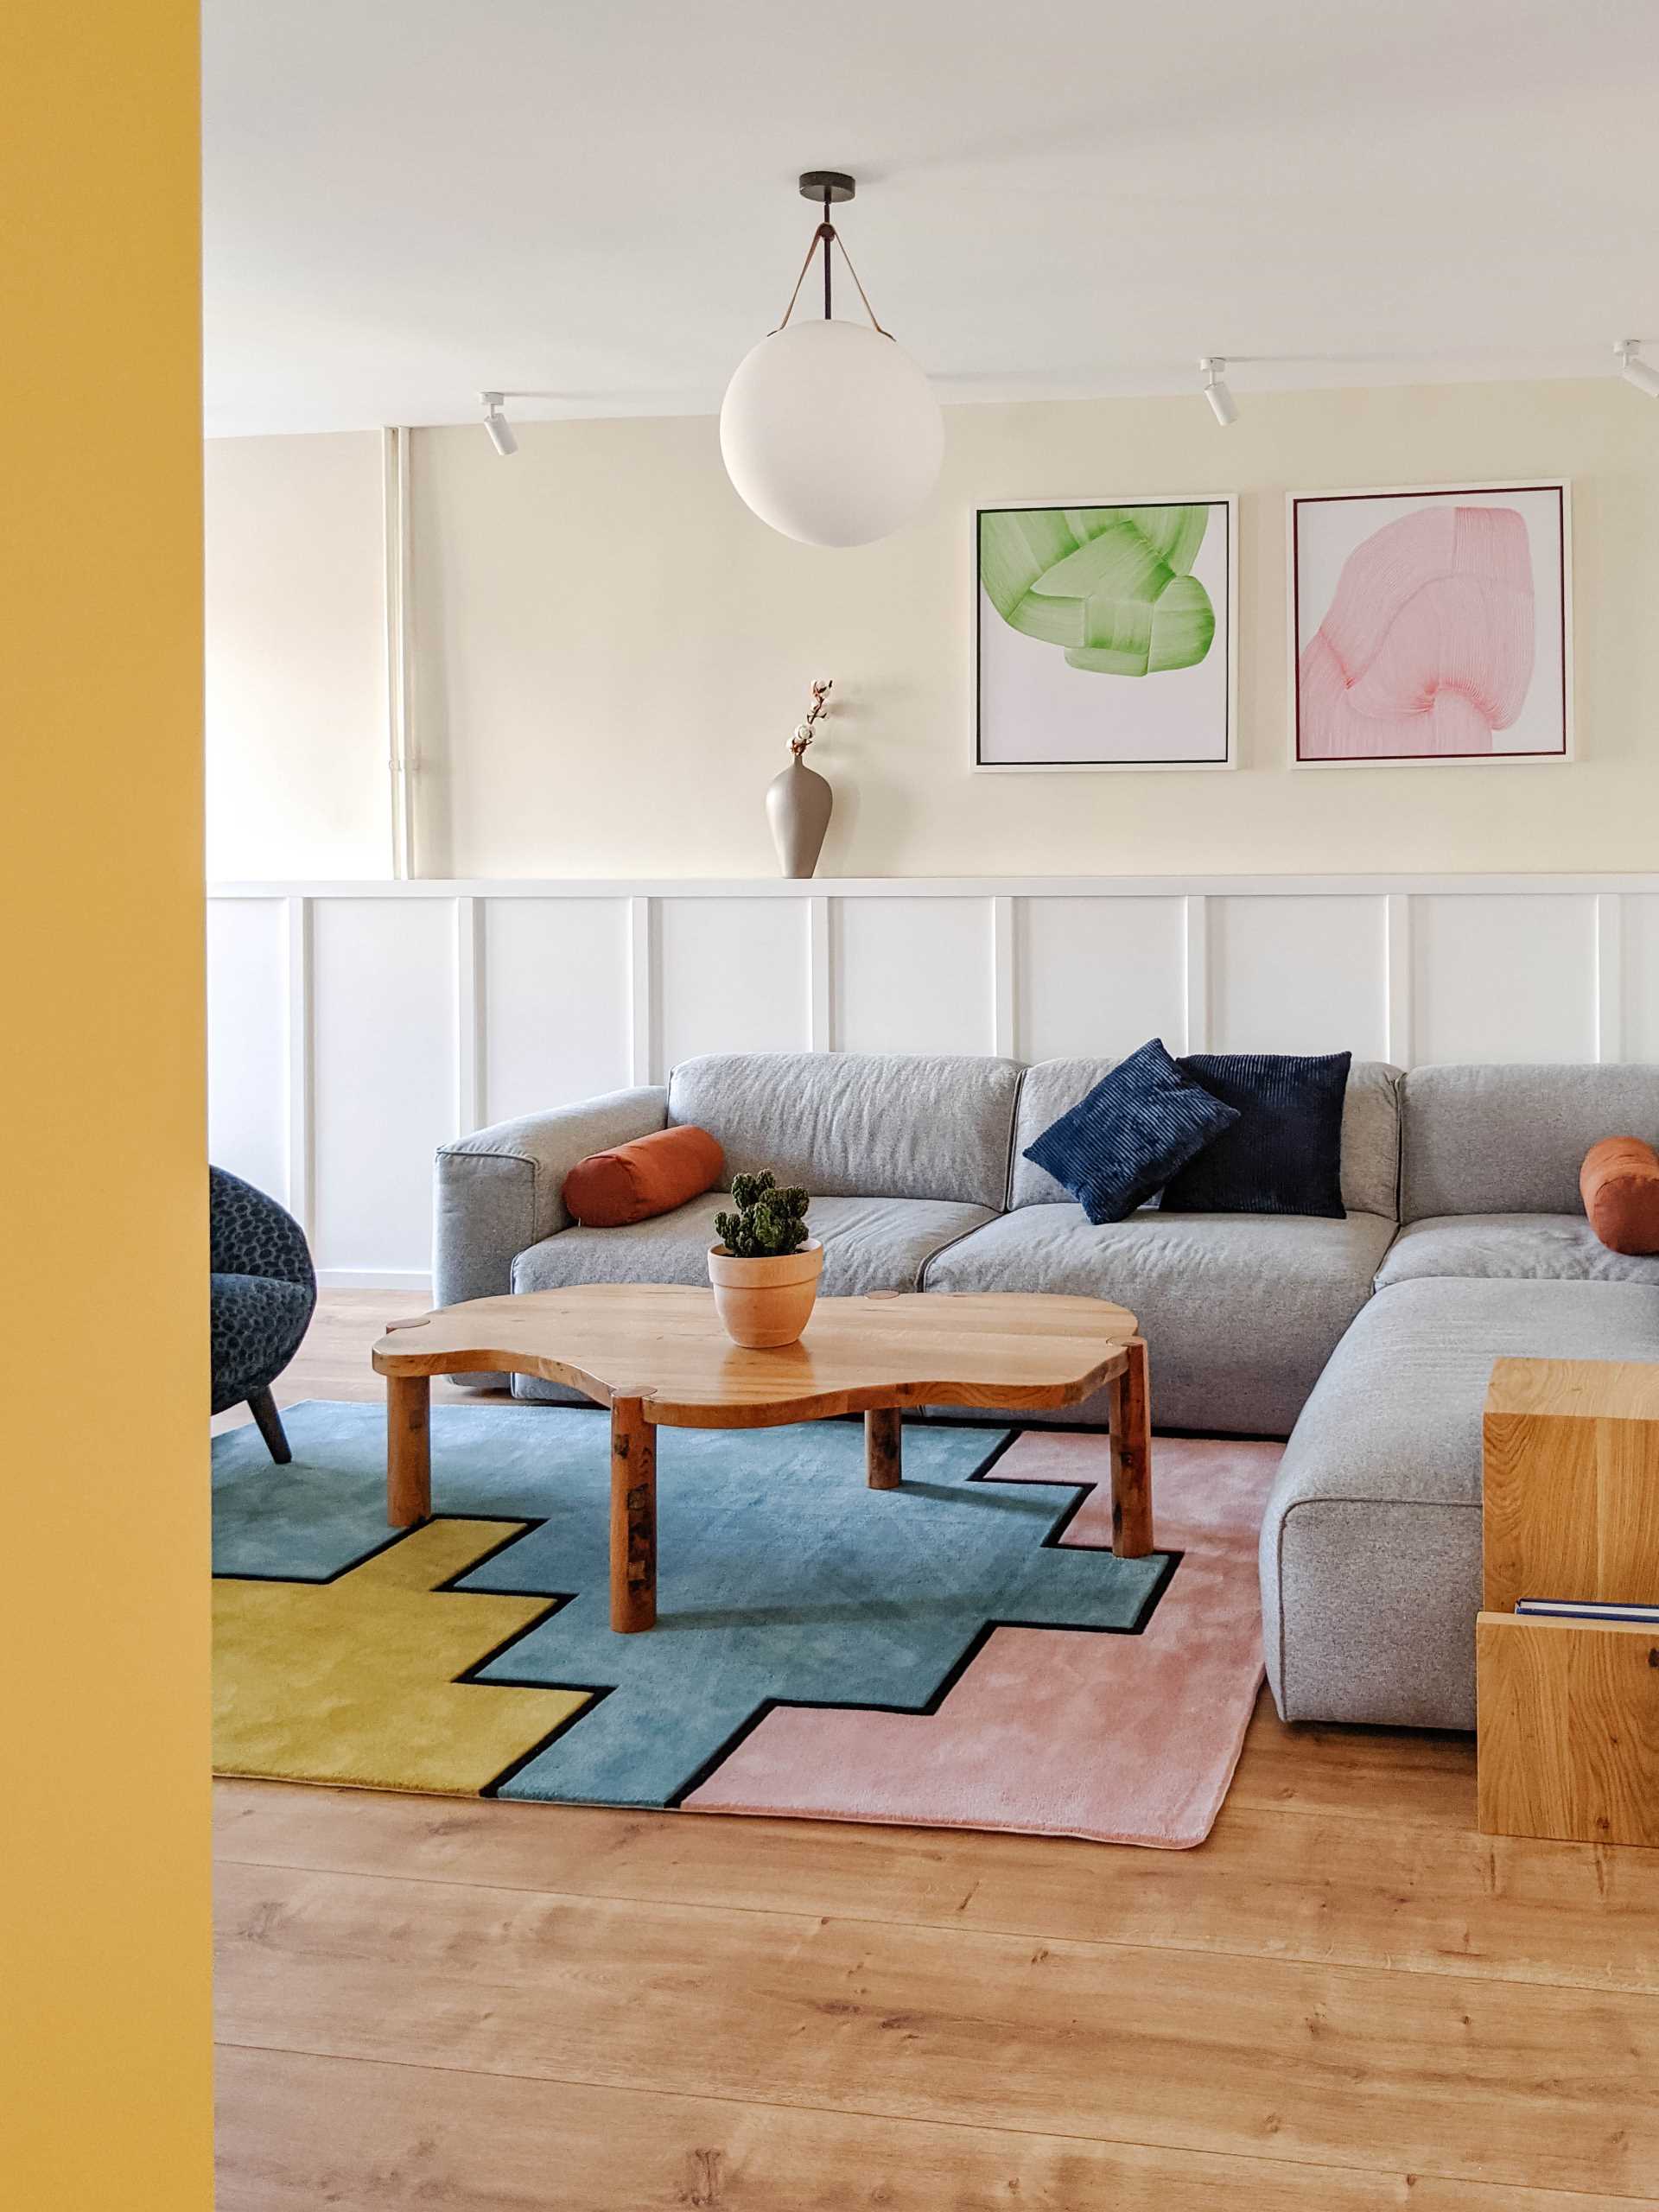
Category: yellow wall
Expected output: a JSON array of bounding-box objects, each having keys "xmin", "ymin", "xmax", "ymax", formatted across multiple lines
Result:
[{"xmin": 0, "ymin": 5, "xmax": 212, "ymax": 2208}]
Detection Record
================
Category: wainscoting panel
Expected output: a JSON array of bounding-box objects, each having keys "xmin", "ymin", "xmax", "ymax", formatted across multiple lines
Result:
[
  {"xmin": 1210, "ymin": 896, "xmax": 1390, "ymax": 1061},
  {"xmin": 656, "ymin": 895, "xmax": 811, "ymax": 1072},
  {"xmin": 481, "ymin": 896, "xmax": 632, "ymax": 1127},
  {"xmin": 207, "ymin": 875, "xmax": 1659, "ymax": 1285},
  {"xmin": 1015, "ymin": 897, "xmax": 1187, "ymax": 1063},
  {"xmin": 207, "ymin": 894, "xmax": 289, "ymax": 1210},
  {"xmin": 1411, "ymin": 894, "xmax": 1599, "ymax": 1065},
  {"xmin": 1619, "ymin": 895, "xmax": 1659, "ymax": 1063},
  {"xmin": 833, "ymin": 896, "xmax": 995, "ymax": 1056},
  {"xmin": 309, "ymin": 896, "xmax": 458, "ymax": 1281}
]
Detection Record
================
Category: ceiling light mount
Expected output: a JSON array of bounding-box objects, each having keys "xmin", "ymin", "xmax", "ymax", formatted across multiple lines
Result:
[
  {"xmin": 795, "ymin": 171, "xmax": 858, "ymax": 321},
  {"xmin": 798, "ymin": 169, "xmax": 855, "ymax": 205},
  {"xmin": 1616, "ymin": 340, "xmax": 1659, "ymax": 400},
  {"xmin": 768, "ymin": 170, "xmax": 891, "ymax": 338},
  {"xmin": 1199, "ymin": 356, "xmax": 1238, "ymax": 427}
]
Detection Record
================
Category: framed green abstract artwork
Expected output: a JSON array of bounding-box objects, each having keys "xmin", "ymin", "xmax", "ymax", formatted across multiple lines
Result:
[{"xmin": 975, "ymin": 496, "xmax": 1236, "ymax": 770}]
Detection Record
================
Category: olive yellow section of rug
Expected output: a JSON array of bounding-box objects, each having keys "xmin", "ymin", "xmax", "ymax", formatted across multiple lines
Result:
[{"xmin": 213, "ymin": 1519, "xmax": 592, "ymax": 1794}]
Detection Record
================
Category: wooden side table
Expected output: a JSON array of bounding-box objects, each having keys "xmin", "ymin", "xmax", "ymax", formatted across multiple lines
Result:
[{"xmin": 1477, "ymin": 1357, "xmax": 1659, "ymax": 1848}]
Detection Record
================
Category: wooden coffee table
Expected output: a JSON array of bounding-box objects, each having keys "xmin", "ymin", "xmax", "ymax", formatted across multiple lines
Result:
[{"xmin": 372, "ymin": 1287, "xmax": 1151, "ymax": 1633}]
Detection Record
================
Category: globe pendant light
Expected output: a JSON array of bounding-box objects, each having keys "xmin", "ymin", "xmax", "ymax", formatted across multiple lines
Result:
[{"xmin": 721, "ymin": 171, "xmax": 944, "ymax": 548}]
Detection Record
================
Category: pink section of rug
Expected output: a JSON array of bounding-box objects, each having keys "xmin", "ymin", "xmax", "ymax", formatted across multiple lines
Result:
[{"xmin": 684, "ymin": 1433, "xmax": 1281, "ymax": 1849}]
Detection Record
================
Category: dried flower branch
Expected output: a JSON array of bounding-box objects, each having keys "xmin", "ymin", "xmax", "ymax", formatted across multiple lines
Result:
[{"xmin": 790, "ymin": 677, "xmax": 834, "ymax": 759}]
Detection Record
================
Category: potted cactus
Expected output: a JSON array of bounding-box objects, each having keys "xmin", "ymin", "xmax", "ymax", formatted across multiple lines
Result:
[{"xmin": 707, "ymin": 1171, "xmax": 823, "ymax": 1347}]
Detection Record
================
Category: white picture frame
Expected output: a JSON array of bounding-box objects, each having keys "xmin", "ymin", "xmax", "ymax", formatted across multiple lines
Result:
[
  {"xmin": 1287, "ymin": 480, "xmax": 1573, "ymax": 769},
  {"xmin": 973, "ymin": 493, "xmax": 1238, "ymax": 773}
]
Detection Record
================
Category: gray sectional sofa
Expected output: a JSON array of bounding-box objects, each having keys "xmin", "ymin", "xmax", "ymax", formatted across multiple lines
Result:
[{"xmin": 434, "ymin": 1051, "xmax": 1659, "ymax": 1732}]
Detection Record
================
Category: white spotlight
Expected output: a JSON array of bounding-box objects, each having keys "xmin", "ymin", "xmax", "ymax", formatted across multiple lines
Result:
[
  {"xmin": 481, "ymin": 391, "xmax": 518, "ymax": 455},
  {"xmin": 1199, "ymin": 356, "xmax": 1237, "ymax": 427},
  {"xmin": 1616, "ymin": 340, "xmax": 1659, "ymax": 400}
]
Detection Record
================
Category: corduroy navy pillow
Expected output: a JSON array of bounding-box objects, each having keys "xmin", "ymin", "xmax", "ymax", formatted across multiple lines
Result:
[
  {"xmin": 1160, "ymin": 1051, "xmax": 1351, "ymax": 1217},
  {"xmin": 1023, "ymin": 1038, "xmax": 1241, "ymax": 1225}
]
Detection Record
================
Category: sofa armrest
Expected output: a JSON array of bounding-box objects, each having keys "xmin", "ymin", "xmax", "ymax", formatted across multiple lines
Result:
[{"xmin": 433, "ymin": 1087, "xmax": 668, "ymax": 1309}]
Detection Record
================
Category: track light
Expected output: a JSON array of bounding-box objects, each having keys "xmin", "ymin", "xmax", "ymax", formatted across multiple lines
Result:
[
  {"xmin": 1616, "ymin": 340, "xmax": 1659, "ymax": 400},
  {"xmin": 481, "ymin": 391, "xmax": 518, "ymax": 456},
  {"xmin": 1199, "ymin": 357, "xmax": 1237, "ymax": 427}
]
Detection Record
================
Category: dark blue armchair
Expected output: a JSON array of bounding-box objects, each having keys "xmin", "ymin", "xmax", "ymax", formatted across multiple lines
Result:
[{"xmin": 211, "ymin": 1166, "xmax": 317, "ymax": 1463}]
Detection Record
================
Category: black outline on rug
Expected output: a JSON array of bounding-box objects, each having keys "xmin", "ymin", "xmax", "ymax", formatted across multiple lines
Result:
[
  {"xmin": 488, "ymin": 1425, "xmax": 1182, "ymax": 1806},
  {"xmin": 213, "ymin": 1425, "xmax": 1182, "ymax": 1808}
]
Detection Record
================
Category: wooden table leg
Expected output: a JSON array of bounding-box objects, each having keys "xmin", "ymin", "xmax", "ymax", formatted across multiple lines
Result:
[
  {"xmin": 610, "ymin": 1396, "xmax": 658, "ymax": 1632},
  {"xmin": 1108, "ymin": 1338, "xmax": 1154, "ymax": 1557},
  {"xmin": 866, "ymin": 1405, "xmax": 903, "ymax": 1490},
  {"xmin": 386, "ymin": 1372, "xmax": 431, "ymax": 1527}
]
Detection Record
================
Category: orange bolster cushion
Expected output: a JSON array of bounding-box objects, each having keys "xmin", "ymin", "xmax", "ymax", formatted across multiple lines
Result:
[
  {"xmin": 562, "ymin": 1125, "xmax": 725, "ymax": 1228},
  {"xmin": 1581, "ymin": 1135, "xmax": 1659, "ymax": 1255}
]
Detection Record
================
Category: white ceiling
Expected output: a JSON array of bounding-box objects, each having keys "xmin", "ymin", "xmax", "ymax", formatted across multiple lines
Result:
[{"xmin": 204, "ymin": 0, "xmax": 1659, "ymax": 435}]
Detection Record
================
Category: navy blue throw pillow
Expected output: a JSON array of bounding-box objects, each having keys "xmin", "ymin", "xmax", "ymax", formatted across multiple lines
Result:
[
  {"xmin": 1023, "ymin": 1039, "xmax": 1241, "ymax": 1225},
  {"xmin": 1159, "ymin": 1051, "xmax": 1351, "ymax": 1217}
]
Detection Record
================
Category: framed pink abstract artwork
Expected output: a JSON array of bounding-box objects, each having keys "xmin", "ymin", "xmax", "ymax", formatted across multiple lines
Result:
[{"xmin": 1289, "ymin": 482, "xmax": 1571, "ymax": 766}]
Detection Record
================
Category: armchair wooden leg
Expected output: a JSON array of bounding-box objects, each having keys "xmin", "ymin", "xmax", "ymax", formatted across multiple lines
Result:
[{"xmin": 247, "ymin": 1385, "xmax": 292, "ymax": 1465}]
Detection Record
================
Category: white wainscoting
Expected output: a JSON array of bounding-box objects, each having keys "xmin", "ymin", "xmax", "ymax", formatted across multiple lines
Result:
[{"xmin": 207, "ymin": 874, "xmax": 1659, "ymax": 1287}]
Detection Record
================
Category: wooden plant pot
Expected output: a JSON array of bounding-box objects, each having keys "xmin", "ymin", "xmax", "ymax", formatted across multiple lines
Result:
[{"xmin": 707, "ymin": 1238, "xmax": 823, "ymax": 1348}]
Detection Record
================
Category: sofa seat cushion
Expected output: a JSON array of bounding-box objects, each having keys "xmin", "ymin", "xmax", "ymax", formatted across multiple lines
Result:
[
  {"xmin": 921, "ymin": 1205, "xmax": 1395, "ymax": 1436},
  {"xmin": 1262, "ymin": 1278, "xmax": 1659, "ymax": 1732},
  {"xmin": 512, "ymin": 1192, "xmax": 994, "ymax": 1300},
  {"xmin": 1375, "ymin": 1213, "xmax": 1659, "ymax": 1289}
]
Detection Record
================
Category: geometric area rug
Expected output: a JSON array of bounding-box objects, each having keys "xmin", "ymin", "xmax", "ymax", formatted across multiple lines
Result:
[{"xmin": 213, "ymin": 1403, "xmax": 1281, "ymax": 1849}]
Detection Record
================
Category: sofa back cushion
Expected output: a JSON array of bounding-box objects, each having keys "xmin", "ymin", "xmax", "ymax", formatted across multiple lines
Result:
[
  {"xmin": 666, "ymin": 1052, "xmax": 1023, "ymax": 1209},
  {"xmin": 1012, "ymin": 1057, "xmax": 1402, "ymax": 1218},
  {"xmin": 1402, "ymin": 1065, "xmax": 1659, "ymax": 1221}
]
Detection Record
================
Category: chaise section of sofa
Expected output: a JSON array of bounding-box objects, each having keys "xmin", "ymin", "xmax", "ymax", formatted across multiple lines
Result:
[
  {"xmin": 1263, "ymin": 1276, "xmax": 1659, "ymax": 1728},
  {"xmin": 1262, "ymin": 1064, "xmax": 1659, "ymax": 1727}
]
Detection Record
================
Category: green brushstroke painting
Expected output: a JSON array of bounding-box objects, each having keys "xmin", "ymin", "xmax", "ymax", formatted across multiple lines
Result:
[{"xmin": 980, "ymin": 505, "xmax": 1216, "ymax": 677}]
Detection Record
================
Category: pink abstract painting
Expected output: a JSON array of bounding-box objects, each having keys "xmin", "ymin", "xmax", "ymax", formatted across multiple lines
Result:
[{"xmin": 1294, "ymin": 486, "xmax": 1567, "ymax": 763}]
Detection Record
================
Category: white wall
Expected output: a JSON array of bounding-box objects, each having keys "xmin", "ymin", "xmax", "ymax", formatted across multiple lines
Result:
[
  {"xmin": 205, "ymin": 430, "xmax": 389, "ymax": 878},
  {"xmin": 204, "ymin": 378, "xmax": 1659, "ymax": 884}
]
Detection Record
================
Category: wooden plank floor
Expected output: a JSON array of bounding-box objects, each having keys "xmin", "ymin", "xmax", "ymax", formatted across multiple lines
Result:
[{"xmin": 213, "ymin": 1293, "xmax": 1659, "ymax": 2209}]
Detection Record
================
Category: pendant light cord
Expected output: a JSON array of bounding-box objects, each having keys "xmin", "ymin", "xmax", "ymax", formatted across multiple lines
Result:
[{"xmin": 770, "ymin": 218, "xmax": 893, "ymax": 340}]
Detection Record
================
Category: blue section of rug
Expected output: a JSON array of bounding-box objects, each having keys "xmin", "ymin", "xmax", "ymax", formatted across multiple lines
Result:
[{"xmin": 212, "ymin": 1401, "xmax": 1169, "ymax": 1808}]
